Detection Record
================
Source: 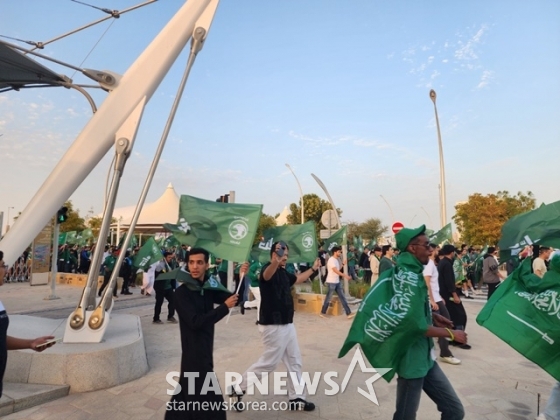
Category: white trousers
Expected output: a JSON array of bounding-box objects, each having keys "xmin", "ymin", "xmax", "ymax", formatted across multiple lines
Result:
[
  {"xmin": 240, "ymin": 323, "xmax": 305, "ymax": 400},
  {"xmin": 245, "ymin": 286, "xmax": 261, "ymax": 311},
  {"xmin": 142, "ymin": 271, "xmax": 154, "ymax": 294}
]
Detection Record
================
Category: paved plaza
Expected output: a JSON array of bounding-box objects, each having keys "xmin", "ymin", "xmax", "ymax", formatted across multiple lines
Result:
[{"xmin": 0, "ymin": 281, "xmax": 555, "ymax": 419}]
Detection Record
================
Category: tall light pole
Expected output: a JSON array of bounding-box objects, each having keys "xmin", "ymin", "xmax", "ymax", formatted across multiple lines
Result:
[
  {"xmin": 379, "ymin": 195, "xmax": 395, "ymax": 223},
  {"xmin": 6, "ymin": 206, "xmax": 14, "ymax": 234},
  {"xmin": 429, "ymin": 89, "xmax": 447, "ymax": 229},
  {"xmin": 285, "ymin": 163, "xmax": 304, "ymax": 224}
]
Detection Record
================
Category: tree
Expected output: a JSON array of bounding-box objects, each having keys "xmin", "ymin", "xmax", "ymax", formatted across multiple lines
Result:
[
  {"xmin": 87, "ymin": 215, "xmax": 117, "ymax": 241},
  {"xmin": 346, "ymin": 218, "xmax": 387, "ymax": 243},
  {"xmin": 255, "ymin": 213, "xmax": 277, "ymax": 245},
  {"xmin": 287, "ymin": 193, "xmax": 341, "ymax": 226},
  {"xmin": 59, "ymin": 200, "xmax": 87, "ymax": 233},
  {"xmin": 453, "ymin": 191, "xmax": 536, "ymax": 245}
]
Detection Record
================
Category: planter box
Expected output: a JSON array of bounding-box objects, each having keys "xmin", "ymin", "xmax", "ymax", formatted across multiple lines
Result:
[
  {"xmin": 55, "ymin": 273, "xmax": 123, "ymax": 289},
  {"xmin": 293, "ymin": 292, "xmax": 343, "ymax": 316}
]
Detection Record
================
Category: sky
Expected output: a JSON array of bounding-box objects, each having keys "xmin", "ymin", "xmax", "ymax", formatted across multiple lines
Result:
[{"xmin": 1, "ymin": 0, "xmax": 559, "ymax": 236}]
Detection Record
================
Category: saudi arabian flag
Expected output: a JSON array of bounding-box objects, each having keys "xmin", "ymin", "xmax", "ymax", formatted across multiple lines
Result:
[
  {"xmin": 323, "ymin": 226, "xmax": 347, "ymax": 253},
  {"xmin": 251, "ymin": 221, "xmax": 318, "ymax": 264},
  {"xmin": 163, "ymin": 235, "xmax": 181, "ymax": 249},
  {"xmin": 357, "ymin": 235, "xmax": 364, "ymax": 253},
  {"xmin": 164, "ymin": 195, "xmax": 262, "ymax": 263},
  {"xmin": 65, "ymin": 231, "xmax": 77, "ymax": 245},
  {"xmin": 58, "ymin": 232, "xmax": 67, "ymax": 245},
  {"xmin": 118, "ymin": 233, "xmax": 138, "ymax": 250},
  {"xmin": 477, "ymin": 256, "xmax": 560, "ymax": 381},
  {"xmin": 133, "ymin": 237, "xmax": 163, "ymax": 271},
  {"xmin": 498, "ymin": 200, "xmax": 560, "ymax": 262},
  {"xmin": 81, "ymin": 228, "xmax": 93, "ymax": 241},
  {"xmin": 339, "ymin": 252, "xmax": 429, "ymax": 382},
  {"xmin": 428, "ymin": 223, "xmax": 452, "ymax": 245}
]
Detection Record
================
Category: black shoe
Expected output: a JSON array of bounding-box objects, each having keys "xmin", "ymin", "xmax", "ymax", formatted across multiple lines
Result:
[
  {"xmin": 240, "ymin": 305, "xmax": 245, "ymax": 315},
  {"xmin": 123, "ymin": 291, "xmax": 133, "ymax": 295},
  {"xmin": 289, "ymin": 398, "xmax": 315, "ymax": 411},
  {"xmin": 153, "ymin": 319, "xmax": 163, "ymax": 324},
  {"xmin": 458, "ymin": 343, "xmax": 472, "ymax": 350},
  {"xmin": 465, "ymin": 295, "xmax": 475, "ymax": 299},
  {"xmin": 227, "ymin": 386, "xmax": 245, "ymax": 412}
]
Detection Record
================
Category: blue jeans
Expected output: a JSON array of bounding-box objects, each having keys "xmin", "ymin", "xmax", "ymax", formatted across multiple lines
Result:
[
  {"xmin": 543, "ymin": 382, "xmax": 560, "ymax": 420},
  {"xmin": 393, "ymin": 362, "xmax": 464, "ymax": 420},
  {"xmin": 348, "ymin": 265, "xmax": 357, "ymax": 280},
  {"xmin": 321, "ymin": 282, "xmax": 351, "ymax": 315}
]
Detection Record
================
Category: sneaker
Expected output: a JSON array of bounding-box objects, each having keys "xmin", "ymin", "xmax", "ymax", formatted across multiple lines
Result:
[
  {"xmin": 227, "ymin": 386, "xmax": 245, "ymax": 412},
  {"xmin": 146, "ymin": 293, "xmax": 151, "ymax": 297},
  {"xmin": 289, "ymin": 398, "xmax": 315, "ymax": 411},
  {"xmin": 319, "ymin": 313, "xmax": 328, "ymax": 318},
  {"xmin": 153, "ymin": 319, "xmax": 163, "ymax": 324},
  {"xmin": 465, "ymin": 295, "xmax": 474, "ymax": 299},
  {"xmin": 535, "ymin": 414, "xmax": 547, "ymax": 420},
  {"xmin": 167, "ymin": 317, "xmax": 178, "ymax": 323},
  {"xmin": 457, "ymin": 343, "xmax": 472, "ymax": 350},
  {"xmin": 347, "ymin": 312, "xmax": 356, "ymax": 319},
  {"xmin": 141, "ymin": 288, "xmax": 145, "ymax": 295},
  {"xmin": 440, "ymin": 356, "xmax": 461, "ymax": 365}
]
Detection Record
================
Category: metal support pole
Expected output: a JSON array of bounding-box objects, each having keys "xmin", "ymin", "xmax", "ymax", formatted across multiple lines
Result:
[
  {"xmin": 285, "ymin": 163, "xmax": 304, "ymax": 224},
  {"xmin": 46, "ymin": 220, "xmax": 60, "ymax": 300},
  {"xmin": 430, "ymin": 89, "xmax": 447, "ymax": 228}
]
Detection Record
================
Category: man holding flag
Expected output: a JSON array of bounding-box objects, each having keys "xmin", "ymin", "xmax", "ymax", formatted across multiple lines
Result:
[
  {"xmin": 233, "ymin": 242, "xmax": 321, "ymax": 412},
  {"xmin": 339, "ymin": 225, "xmax": 467, "ymax": 419}
]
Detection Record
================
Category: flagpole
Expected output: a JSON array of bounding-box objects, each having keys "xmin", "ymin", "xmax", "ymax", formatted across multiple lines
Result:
[
  {"xmin": 285, "ymin": 164, "xmax": 304, "ymax": 224},
  {"xmin": 311, "ymin": 173, "xmax": 350, "ymax": 299},
  {"xmin": 379, "ymin": 195, "xmax": 395, "ymax": 223},
  {"xmin": 225, "ymin": 270, "xmax": 245, "ymax": 324},
  {"xmin": 429, "ymin": 89, "xmax": 447, "ymax": 229}
]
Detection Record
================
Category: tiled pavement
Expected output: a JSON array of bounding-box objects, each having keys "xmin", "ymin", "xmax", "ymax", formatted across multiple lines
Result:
[{"xmin": 0, "ymin": 282, "xmax": 555, "ymax": 420}]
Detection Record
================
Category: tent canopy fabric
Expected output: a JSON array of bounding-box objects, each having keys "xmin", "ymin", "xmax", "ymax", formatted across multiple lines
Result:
[
  {"xmin": 110, "ymin": 183, "xmax": 180, "ymax": 233},
  {"xmin": 0, "ymin": 42, "xmax": 68, "ymax": 91}
]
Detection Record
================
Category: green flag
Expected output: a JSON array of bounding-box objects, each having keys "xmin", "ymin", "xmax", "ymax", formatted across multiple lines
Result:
[
  {"xmin": 428, "ymin": 223, "xmax": 452, "ymax": 245},
  {"xmin": 251, "ymin": 221, "xmax": 318, "ymax": 264},
  {"xmin": 322, "ymin": 226, "xmax": 347, "ymax": 253},
  {"xmin": 133, "ymin": 237, "xmax": 163, "ymax": 271},
  {"xmin": 163, "ymin": 235, "xmax": 181, "ymax": 249},
  {"xmin": 118, "ymin": 233, "xmax": 138, "ymax": 250},
  {"xmin": 357, "ymin": 235, "xmax": 364, "ymax": 253},
  {"xmin": 477, "ymin": 256, "xmax": 560, "ymax": 381},
  {"xmin": 339, "ymin": 252, "xmax": 429, "ymax": 382},
  {"xmin": 58, "ymin": 232, "xmax": 67, "ymax": 245},
  {"xmin": 498, "ymin": 200, "xmax": 560, "ymax": 262},
  {"xmin": 164, "ymin": 195, "xmax": 262, "ymax": 262},
  {"xmin": 65, "ymin": 231, "xmax": 77, "ymax": 244}
]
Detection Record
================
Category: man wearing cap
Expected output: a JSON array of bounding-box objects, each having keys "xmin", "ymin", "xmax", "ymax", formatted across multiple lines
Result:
[
  {"xmin": 392, "ymin": 226, "xmax": 466, "ymax": 419},
  {"xmin": 369, "ymin": 246, "xmax": 382, "ymax": 285},
  {"xmin": 320, "ymin": 246, "xmax": 354, "ymax": 319}
]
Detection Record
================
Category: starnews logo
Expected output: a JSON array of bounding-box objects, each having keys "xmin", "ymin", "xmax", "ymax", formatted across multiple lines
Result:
[{"xmin": 166, "ymin": 349, "xmax": 391, "ymax": 405}]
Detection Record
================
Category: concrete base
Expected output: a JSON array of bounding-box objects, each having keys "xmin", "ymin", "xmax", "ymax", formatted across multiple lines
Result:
[
  {"xmin": 0, "ymin": 383, "xmax": 69, "ymax": 416},
  {"xmin": 5, "ymin": 314, "xmax": 149, "ymax": 393}
]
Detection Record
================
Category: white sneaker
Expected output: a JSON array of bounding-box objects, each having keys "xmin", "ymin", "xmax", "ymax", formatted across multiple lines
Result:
[
  {"xmin": 439, "ymin": 356, "xmax": 461, "ymax": 365},
  {"xmin": 347, "ymin": 312, "xmax": 356, "ymax": 319},
  {"xmin": 535, "ymin": 414, "xmax": 547, "ymax": 420}
]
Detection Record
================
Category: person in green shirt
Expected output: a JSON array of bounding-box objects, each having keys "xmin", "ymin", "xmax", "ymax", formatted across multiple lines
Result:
[
  {"xmin": 99, "ymin": 248, "xmax": 119, "ymax": 298},
  {"xmin": 347, "ymin": 246, "xmax": 357, "ymax": 280},
  {"xmin": 392, "ymin": 226, "xmax": 466, "ymax": 420},
  {"xmin": 378, "ymin": 245, "xmax": 396, "ymax": 276}
]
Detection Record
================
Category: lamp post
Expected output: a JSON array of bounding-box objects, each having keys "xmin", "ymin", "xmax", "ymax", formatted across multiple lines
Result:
[
  {"xmin": 379, "ymin": 195, "xmax": 395, "ymax": 223},
  {"xmin": 285, "ymin": 163, "xmax": 304, "ymax": 224},
  {"xmin": 429, "ymin": 89, "xmax": 447, "ymax": 229},
  {"xmin": 6, "ymin": 206, "xmax": 14, "ymax": 234}
]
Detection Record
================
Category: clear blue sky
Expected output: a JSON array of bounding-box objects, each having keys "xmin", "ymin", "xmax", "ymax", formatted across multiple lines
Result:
[{"xmin": 1, "ymin": 0, "xmax": 559, "ymax": 235}]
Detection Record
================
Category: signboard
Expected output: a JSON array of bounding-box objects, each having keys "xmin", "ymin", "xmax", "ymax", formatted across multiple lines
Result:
[
  {"xmin": 30, "ymin": 220, "xmax": 53, "ymax": 285},
  {"xmin": 391, "ymin": 221, "xmax": 404, "ymax": 234},
  {"xmin": 321, "ymin": 210, "xmax": 338, "ymax": 229}
]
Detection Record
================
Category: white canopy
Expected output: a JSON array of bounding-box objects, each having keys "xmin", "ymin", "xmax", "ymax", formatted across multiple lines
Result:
[{"xmin": 110, "ymin": 183, "xmax": 179, "ymax": 233}]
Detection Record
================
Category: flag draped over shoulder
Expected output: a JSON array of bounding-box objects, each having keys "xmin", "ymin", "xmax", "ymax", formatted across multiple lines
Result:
[
  {"xmin": 476, "ymin": 257, "xmax": 560, "ymax": 381},
  {"xmin": 251, "ymin": 221, "xmax": 318, "ymax": 264},
  {"xmin": 133, "ymin": 237, "xmax": 163, "ymax": 271},
  {"xmin": 164, "ymin": 195, "xmax": 262, "ymax": 263},
  {"xmin": 428, "ymin": 223, "xmax": 452, "ymax": 245},
  {"xmin": 498, "ymin": 200, "xmax": 560, "ymax": 262},
  {"xmin": 339, "ymin": 252, "xmax": 430, "ymax": 382},
  {"xmin": 323, "ymin": 226, "xmax": 347, "ymax": 252}
]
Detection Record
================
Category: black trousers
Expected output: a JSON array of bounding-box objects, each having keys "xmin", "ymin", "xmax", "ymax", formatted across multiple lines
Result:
[
  {"xmin": 447, "ymin": 289, "xmax": 467, "ymax": 330},
  {"xmin": 99, "ymin": 272, "xmax": 117, "ymax": 297},
  {"xmin": 154, "ymin": 288, "xmax": 175, "ymax": 321},
  {"xmin": 487, "ymin": 282, "xmax": 499, "ymax": 300},
  {"xmin": 0, "ymin": 311, "xmax": 9, "ymax": 398}
]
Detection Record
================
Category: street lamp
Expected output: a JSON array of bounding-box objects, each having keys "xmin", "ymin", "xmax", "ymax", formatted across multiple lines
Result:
[
  {"xmin": 285, "ymin": 163, "xmax": 304, "ymax": 224},
  {"xmin": 6, "ymin": 206, "xmax": 14, "ymax": 234},
  {"xmin": 379, "ymin": 195, "xmax": 395, "ymax": 223},
  {"xmin": 420, "ymin": 206, "xmax": 434, "ymax": 228},
  {"xmin": 429, "ymin": 89, "xmax": 447, "ymax": 229}
]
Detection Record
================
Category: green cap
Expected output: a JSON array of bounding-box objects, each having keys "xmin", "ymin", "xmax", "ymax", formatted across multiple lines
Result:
[{"xmin": 395, "ymin": 225, "xmax": 426, "ymax": 252}]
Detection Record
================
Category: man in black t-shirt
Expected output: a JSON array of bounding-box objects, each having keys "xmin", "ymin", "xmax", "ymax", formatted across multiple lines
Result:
[{"xmin": 233, "ymin": 242, "xmax": 320, "ymax": 411}]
